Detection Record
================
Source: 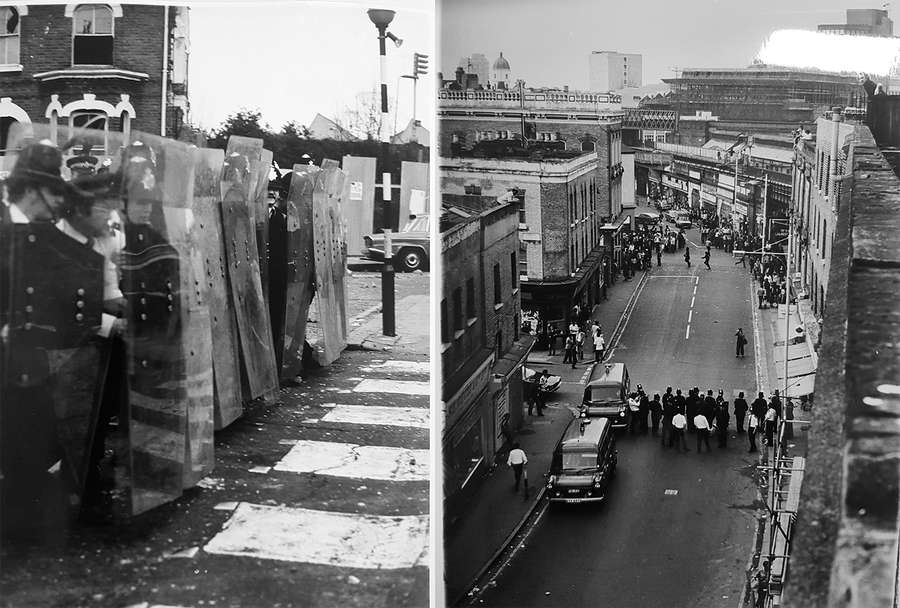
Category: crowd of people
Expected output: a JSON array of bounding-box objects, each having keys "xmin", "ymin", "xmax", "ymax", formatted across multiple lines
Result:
[{"xmin": 621, "ymin": 385, "xmax": 794, "ymax": 454}]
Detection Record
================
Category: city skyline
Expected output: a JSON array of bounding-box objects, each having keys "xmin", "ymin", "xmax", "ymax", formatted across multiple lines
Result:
[
  {"xmin": 189, "ymin": 0, "xmax": 434, "ymax": 135},
  {"xmin": 440, "ymin": 0, "xmax": 899, "ymax": 90}
]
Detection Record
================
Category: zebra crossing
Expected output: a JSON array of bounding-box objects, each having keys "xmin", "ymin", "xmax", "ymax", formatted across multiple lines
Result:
[{"xmin": 202, "ymin": 356, "xmax": 431, "ymax": 570}]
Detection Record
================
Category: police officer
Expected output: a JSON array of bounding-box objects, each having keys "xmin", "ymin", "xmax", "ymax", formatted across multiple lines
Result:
[{"xmin": 734, "ymin": 391, "xmax": 748, "ymax": 433}]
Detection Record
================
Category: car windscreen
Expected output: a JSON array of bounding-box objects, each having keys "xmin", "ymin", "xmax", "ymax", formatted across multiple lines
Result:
[
  {"xmin": 585, "ymin": 385, "xmax": 620, "ymax": 402},
  {"xmin": 561, "ymin": 450, "xmax": 597, "ymax": 471}
]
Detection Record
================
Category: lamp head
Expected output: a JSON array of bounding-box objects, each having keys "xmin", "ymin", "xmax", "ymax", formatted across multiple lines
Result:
[
  {"xmin": 367, "ymin": 8, "xmax": 396, "ymax": 29},
  {"xmin": 386, "ymin": 31, "xmax": 403, "ymax": 47}
]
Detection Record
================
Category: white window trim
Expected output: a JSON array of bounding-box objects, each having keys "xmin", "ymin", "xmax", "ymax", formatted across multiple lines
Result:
[
  {"xmin": 0, "ymin": 6, "xmax": 26, "ymax": 68},
  {"xmin": 0, "ymin": 96, "xmax": 32, "ymax": 151},
  {"xmin": 68, "ymin": 4, "xmax": 121, "ymax": 66}
]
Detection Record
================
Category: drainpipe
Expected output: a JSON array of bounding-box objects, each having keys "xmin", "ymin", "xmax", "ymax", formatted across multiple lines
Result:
[{"xmin": 161, "ymin": 5, "xmax": 169, "ymax": 137}]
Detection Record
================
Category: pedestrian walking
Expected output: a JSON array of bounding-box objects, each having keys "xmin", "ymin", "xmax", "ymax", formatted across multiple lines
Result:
[
  {"xmin": 703, "ymin": 246, "xmax": 711, "ymax": 270},
  {"xmin": 694, "ymin": 413, "xmax": 711, "ymax": 452},
  {"xmin": 593, "ymin": 330, "xmax": 605, "ymax": 363},
  {"xmin": 684, "ymin": 246, "xmax": 691, "ymax": 268},
  {"xmin": 734, "ymin": 391, "xmax": 748, "ymax": 433},
  {"xmin": 671, "ymin": 412, "xmax": 689, "ymax": 452},
  {"xmin": 547, "ymin": 327, "xmax": 558, "ymax": 356},
  {"xmin": 656, "ymin": 243, "xmax": 662, "ymax": 266},
  {"xmin": 764, "ymin": 403, "xmax": 778, "ymax": 446},
  {"xmin": 735, "ymin": 327, "xmax": 747, "ymax": 358},
  {"xmin": 526, "ymin": 376, "xmax": 539, "ymax": 416},
  {"xmin": 650, "ymin": 394, "xmax": 662, "ymax": 436},
  {"xmin": 563, "ymin": 335, "xmax": 575, "ymax": 366},
  {"xmin": 507, "ymin": 443, "xmax": 528, "ymax": 495}
]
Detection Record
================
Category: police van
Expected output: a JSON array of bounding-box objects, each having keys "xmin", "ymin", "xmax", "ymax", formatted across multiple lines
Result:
[
  {"xmin": 546, "ymin": 417, "xmax": 617, "ymax": 503},
  {"xmin": 580, "ymin": 362, "xmax": 631, "ymax": 428}
]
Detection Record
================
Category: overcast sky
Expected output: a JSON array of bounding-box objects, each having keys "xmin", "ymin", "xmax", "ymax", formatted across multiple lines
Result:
[
  {"xmin": 189, "ymin": 0, "xmax": 434, "ymax": 133},
  {"xmin": 439, "ymin": 0, "xmax": 900, "ymax": 90}
]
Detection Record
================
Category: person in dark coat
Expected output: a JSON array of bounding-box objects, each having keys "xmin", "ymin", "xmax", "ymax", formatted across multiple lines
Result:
[
  {"xmin": 769, "ymin": 389, "xmax": 783, "ymax": 419},
  {"xmin": 661, "ymin": 395, "xmax": 677, "ymax": 448},
  {"xmin": 703, "ymin": 246, "xmax": 711, "ymax": 270},
  {"xmin": 685, "ymin": 388, "xmax": 699, "ymax": 433},
  {"xmin": 684, "ymin": 246, "xmax": 691, "ymax": 268},
  {"xmin": 649, "ymin": 394, "xmax": 662, "ymax": 436},
  {"xmin": 701, "ymin": 390, "xmax": 717, "ymax": 427},
  {"xmin": 734, "ymin": 392, "xmax": 748, "ymax": 433},
  {"xmin": 716, "ymin": 402, "xmax": 730, "ymax": 447},
  {"xmin": 673, "ymin": 388, "xmax": 686, "ymax": 416},
  {"xmin": 637, "ymin": 386, "xmax": 650, "ymax": 434}
]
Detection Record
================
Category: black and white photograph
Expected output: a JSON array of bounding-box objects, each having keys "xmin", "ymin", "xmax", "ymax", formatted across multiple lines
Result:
[
  {"xmin": 0, "ymin": 1, "xmax": 432, "ymax": 606},
  {"xmin": 437, "ymin": 1, "xmax": 900, "ymax": 607}
]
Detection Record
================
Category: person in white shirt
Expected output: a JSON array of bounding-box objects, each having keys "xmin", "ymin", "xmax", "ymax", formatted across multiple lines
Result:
[
  {"xmin": 593, "ymin": 331, "xmax": 605, "ymax": 363},
  {"xmin": 671, "ymin": 412, "xmax": 689, "ymax": 452},
  {"xmin": 575, "ymin": 328, "xmax": 585, "ymax": 360},
  {"xmin": 507, "ymin": 443, "xmax": 528, "ymax": 494},
  {"xmin": 693, "ymin": 413, "xmax": 711, "ymax": 452}
]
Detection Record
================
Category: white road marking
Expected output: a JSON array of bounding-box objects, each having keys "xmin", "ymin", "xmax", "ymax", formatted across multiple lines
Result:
[
  {"xmin": 688, "ymin": 310, "xmax": 693, "ymax": 323},
  {"xmin": 352, "ymin": 379, "xmax": 430, "ymax": 396},
  {"xmin": 648, "ymin": 275, "xmax": 695, "ymax": 279},
  {"xmin": 204, "ymin": 503, "xmax": 429, "ymax": 569},
  {"xmin": 664, "ymin": 489, "xmax": 679, "ymax": 496},
  {"xmin": 360, "ymin": 361, "xmax": 430, "ymax": 375},
  {"xmin": 248, "ymin": 466, "xmax": 271, "ymax": 474},
  {"xmin": 274, "ymin": 440, "xmax": 429, "ymax": 481},
  {"xmin": 321, "ymin": 404, "xmax": 429, "ymax": 428},
  {"xmin": 685, "ymin": 325, "xmax": 691, "ymax": 340},
  {"xmin": 691, "ymin": 296, "xmax": 695, "ymax": 308}
]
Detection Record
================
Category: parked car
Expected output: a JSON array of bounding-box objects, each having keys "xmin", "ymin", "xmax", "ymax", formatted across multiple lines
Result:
[
  {"xmin": 545, "ymin": 417, "xmax": 617, "ymax": 504},
  {"xmin": 523, "ymin": 367, "xmax": 562, "ymax": 393},
  {"xmin": 634, "ymin": 211, "xmax": 661, "ymax": 227},
  {"xmin": 362, "ymin": 215, "xmax": 430, "ymax": 272},
  {"xmin": 580, "ymin": 361, "xmax": 631, "ymax": 428},
  {"xmin": 674, "ymin": 211, "xmax": 692, "ymax": 229},
  {"xmin": 664, "ymin": 210, "xmax": 679, "ymax": 223}
]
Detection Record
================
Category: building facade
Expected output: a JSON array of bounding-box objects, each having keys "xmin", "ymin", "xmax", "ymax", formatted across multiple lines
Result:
[
  {"xmin": 790, "ymin": 108, "xmax": 858, "ymax": 318},
  {"xmin": 817, "ymin": 8, "xmax": 893, "ymax": 36},
  {"xmin": 589, "ymin": 51, "xmax": 642, "ymax": 91},
  {"xmin": 441, "ymin": 147, "xmax": 621, "ymax": 331},
  {"xmin": 0, "ymin": 3, "xmax": 189, "ymax": 155},
  {"xmin": 441, "ymin": 199, "xmax": 527, "ymax": 519},
  {"xmin": 458, "ymin": 53, "xmax": 489, "ymax": 87}
]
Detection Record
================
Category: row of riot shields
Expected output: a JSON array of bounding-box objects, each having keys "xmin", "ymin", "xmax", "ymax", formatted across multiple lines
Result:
[{"xmin": 0, "ymin": 125, "xmax": 349, "ymax": 528}]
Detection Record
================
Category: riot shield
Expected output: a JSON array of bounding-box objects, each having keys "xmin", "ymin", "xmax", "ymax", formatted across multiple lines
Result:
[
  {"xmin": 340, "ymin": 155, "xmax": 376, "ymax": 258},
  {"xmin": 309, "ymin": 164, "xmax": 349, "ymax": 365},
  {"xmin": 280, "ymin": 165, "xmax": 318, "ymax": 380},
  {"xmin": 221, "ymin": 137, "xmax": 279, "ymax": 400},
  {"xmin": 254, "ymin": 149, "xmax": 273, "ymax": 308},
  {"xmin": 192, "ymin": 148, "xmax": 243, "ymax": 431},
  {"xmin": 399, "ymin": 160, "xmax": 429, "ymax": 224}
]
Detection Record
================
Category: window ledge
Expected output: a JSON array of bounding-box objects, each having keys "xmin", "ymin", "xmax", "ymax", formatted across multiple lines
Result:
[
  {"xmin": 453, "ymin": 329, "xmax": 465, "ymax": 340},
  {"xmin": 33, "ymin": 67, "xmax": 150, "ymax": 82},
  {"xmin": 0, "ymin": 64, "xmax": 23, "ymax": 73},
  {"xmin": 467, "ymin": 317, "xmax": 478, "ymax": 327},
  {"xmin": 494, "ymin": 302, "xmax": 504, "ymax": 311}
]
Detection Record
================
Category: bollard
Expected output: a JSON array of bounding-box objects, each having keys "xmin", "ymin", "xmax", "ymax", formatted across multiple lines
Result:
[{"xmin": 382, "ymin": 229, "xmax": 396, "ymax": 336}]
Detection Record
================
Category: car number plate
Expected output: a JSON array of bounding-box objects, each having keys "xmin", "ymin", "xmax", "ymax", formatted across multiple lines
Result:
[{"xmin": 567, "ymin": 489, "xmax": 580, "ymax": 494}]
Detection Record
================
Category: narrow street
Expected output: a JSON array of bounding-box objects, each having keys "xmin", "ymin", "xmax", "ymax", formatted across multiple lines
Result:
[
  {"xmin": 478, "ymin": 227, "xmax": 761, "ymax": 608},
  {"xmin": 0, "ymin": 272, "xmax": 430, "ymax": 608}
]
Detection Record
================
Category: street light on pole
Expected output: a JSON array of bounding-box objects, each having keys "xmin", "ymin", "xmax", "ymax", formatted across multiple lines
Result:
[{"xmin": 367, "ymin": 7, "xmax": 402, "ymax": 337}]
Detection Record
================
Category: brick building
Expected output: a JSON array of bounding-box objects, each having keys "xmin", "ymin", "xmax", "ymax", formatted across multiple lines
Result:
[
  {"xmin": 441, "ymin": 198, "xmax": 528, "ymax": 519},
  {"xmin": 588, "ymin": 51, "xmax": 642, "ymax": 92},
  {"xmin": 0, "ymin": 3, "xmax": 189, "ymax": 155},
  {"xmin": 441, "ymin": 146, "xmax": 621, "ymax": 334}
]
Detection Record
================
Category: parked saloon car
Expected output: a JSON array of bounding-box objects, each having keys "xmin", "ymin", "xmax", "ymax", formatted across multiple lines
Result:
[
  {"xmin": 546, "ymin": 417, "xmax": 617, "ymax": 504},
  {"xmin": 674, "ymin": 211, "xmax": 692, "ymax": 230},
  {"xmin": 522, "ymin": 367, "xmax": 562, "ymax": 393},
  {"xmin": 362, "ymin": 215, "xmax": 430, "ymax": 272},
  {"xmin": 634, "ymin": 211, "xmax": 660, "ymax": 227}
]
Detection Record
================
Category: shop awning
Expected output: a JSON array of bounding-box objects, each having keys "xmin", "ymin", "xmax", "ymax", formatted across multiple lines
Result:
[{"xmin": 772, "ymin": 305, "xmax": 817, "ymax": 398}]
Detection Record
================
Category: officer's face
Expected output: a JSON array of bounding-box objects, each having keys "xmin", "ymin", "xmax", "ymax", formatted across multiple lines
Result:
[
  {"xmin": 82, "ymin": 202, "xmax": 115, "ymax": 237},
  {"xmin": 127, "ymin": 198, "xmax": 153, "ymax": 225},
  {"xmin": 33, "ymin": 185, "xmax": 66, "ymax": 220}
]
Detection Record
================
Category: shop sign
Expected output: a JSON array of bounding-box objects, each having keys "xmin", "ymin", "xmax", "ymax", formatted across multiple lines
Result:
[{"xmin": 445, "ymin": 354, "xmax": 494, "ymax": 425}]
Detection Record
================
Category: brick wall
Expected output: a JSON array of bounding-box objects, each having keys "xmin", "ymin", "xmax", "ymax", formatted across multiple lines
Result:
[
  {"xmin": 481, "ymin": 204, "xmax": 520, "ymax": 357},
  {"xmin": 1, "ymin": 5, "xmax": 182, "ymax": 138},
  {"xmin": 785, "ymin": 126, "xmax": 900, "ymax": 608}
]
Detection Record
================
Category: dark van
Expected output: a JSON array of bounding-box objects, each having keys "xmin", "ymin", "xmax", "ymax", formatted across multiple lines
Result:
[
  {"xmin": 581, "ymin": 362, "xmax": 631, "ymax": 428},
  {"xmin": 546, "ymin": 417, "xmax": 617, "ymax": 504}
]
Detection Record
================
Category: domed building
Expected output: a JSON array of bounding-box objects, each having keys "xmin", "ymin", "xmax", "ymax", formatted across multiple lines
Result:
[{"xmin": 492, "ymin": 52, "xmax": 511, "ymax": 90}]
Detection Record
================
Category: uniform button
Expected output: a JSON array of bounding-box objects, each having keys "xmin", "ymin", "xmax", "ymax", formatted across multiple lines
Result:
[
  {"xmin": 141, "ymin": 313, "xmax": 148, "ymax": 320},
  {"xmin": 166, "ymin": 281, "xmax": 172, "ymax": 289},
  {"xmin": 24, "ymin": 305, "xmax": 33, "ymax": 313},
  {"xmin": 167, "ymin": 305, "xmax": 173, "ymax": 312},
  {"xmin": 75, "ymin": 313, "xmax": 84, "ymax": 321},
  {"xmin": 138, "ymin": 234, "xmax": 145, "ymax": 241},
  {"xmin": 24, "ymin": 322, "xmax": 32, "ymax": 330},
  {"xmin": 141, "ymin": 360, "xmax": 148, "ymax": 368},
  {"xmin": 25, "ymin": 287, "xmax": 34, "ymax": 295},
  {"xmin": 75, "ymin": 301, "xmax": 84, "ymax": 309},
  {"xmin": 27, "ymin": 234, "xmax": 36, "ymax": 243},
  {"xmin": 167, "ymin": 294, "xmax": 173, "ymax": 301},
  {"xmin": 140, "ymin": 298, "xmax": 147, "ymax": 305},
  {"xmin": 140, "ymin": 282, "xmax": 146, "ymax": 289},
  {"xmin": 77, "ymin": 288, "xmax": 85, "ymax": 296},
  {"xmin": 20, "ymin": 373, "xmax": 28, "ymax": 383}
]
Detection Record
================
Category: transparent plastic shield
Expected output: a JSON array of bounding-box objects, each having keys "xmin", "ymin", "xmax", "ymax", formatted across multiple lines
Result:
[
  {"xmin": 309, "ymin": 164, "xmax": 349, "ymax": 365},
  {"xmin": 254, "ymin": 149, "xmax": 273, "ymax": 309},
  {"xmin": 192, "ymin": 148, "xmax": 242, "ymax": 430},
  {"xmin": 1, "ymin": 126, "xmax": 108, "ymax": 534},
  {"xmin": 221, "ymin": 137, "xmax": 278, "ymax": 399},
  {"xmin": 281, "ymin": 164, "xmax": 318, "ymax": 379}
]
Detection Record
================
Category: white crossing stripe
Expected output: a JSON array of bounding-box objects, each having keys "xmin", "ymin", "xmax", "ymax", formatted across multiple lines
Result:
[
  {"xmin": 321, "ymin": 404, "xmax": 429, "ymax": 428},
  {"xmin": 360, "ymin": 360, "xmax": 430, "ymax": 374},
  {"xmin": 665, "ymin": 489, "xmax": 679, "ymax": 496},
  {"xmin": 274, "ymin": 440, "xmax": 429, "ymax": 481},
  {"xmin": 352, "ymin": 379, "xmax": 430, "ymax": 395},
  {"xmin": 204, "ymin": 503, "xmax": 429, "ymax": 569}
]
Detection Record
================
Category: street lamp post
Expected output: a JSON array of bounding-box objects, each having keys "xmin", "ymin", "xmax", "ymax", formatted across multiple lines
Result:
[{"xmin": 367, "ymin": 7, "xmax": 402, "ymax": 337}]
